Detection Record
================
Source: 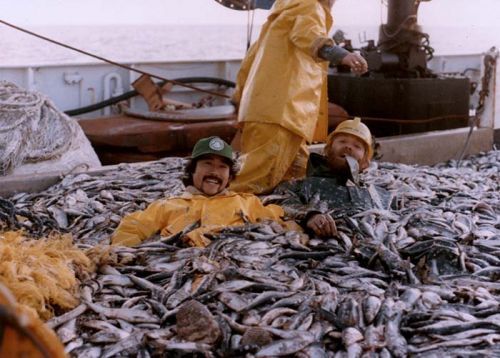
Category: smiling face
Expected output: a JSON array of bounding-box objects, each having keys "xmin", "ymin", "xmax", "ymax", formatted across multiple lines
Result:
[
  {"xmin": 325, "ymin": 133, "xmax": 368, "ymax": 172},
  {"xmin": 192, "ymin": 154, "xmax": 232, "ymax": 195}
]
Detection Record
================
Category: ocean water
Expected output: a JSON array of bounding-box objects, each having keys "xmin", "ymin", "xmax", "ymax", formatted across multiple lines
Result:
[
  {"xmin": 0, "ymin": 25, "xmax": 253, "ymax": 66},
  {"xmin": 0, "ymin": 24, "xmax": 498, "ymax": 66}
]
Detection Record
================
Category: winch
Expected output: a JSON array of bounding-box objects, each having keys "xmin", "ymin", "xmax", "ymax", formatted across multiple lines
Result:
[{"xmin": 328, "ymin": 0, "xmax": 470, "ymax": 136}]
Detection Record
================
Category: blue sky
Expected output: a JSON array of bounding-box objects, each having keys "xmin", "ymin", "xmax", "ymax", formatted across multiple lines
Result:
[{"xmin": 0, "ymin": 0, "xmax": 499, "ymax": 27}]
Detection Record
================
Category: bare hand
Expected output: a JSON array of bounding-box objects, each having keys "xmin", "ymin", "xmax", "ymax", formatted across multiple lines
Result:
[
  {"xmin": 306, "ymin": 213, "xmax": 337, "ymax": 237},
  {"xmin": 341, "ymin": 53, "xmax": 368, "ymax": 75}
]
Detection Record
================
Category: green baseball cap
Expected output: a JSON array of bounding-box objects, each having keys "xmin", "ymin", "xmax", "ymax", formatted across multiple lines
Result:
[{"xmin": 191, "ymin": 136, "xmax": 234, "ymax": 162}]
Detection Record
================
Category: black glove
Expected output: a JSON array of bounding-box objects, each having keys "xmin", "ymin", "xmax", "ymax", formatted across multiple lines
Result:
[{"xmin": 318, "ymin": 45, "xmax": 350, "ymax": 65}]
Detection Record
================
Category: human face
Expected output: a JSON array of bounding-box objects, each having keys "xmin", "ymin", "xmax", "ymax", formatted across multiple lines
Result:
[
  {"xmin": 192, "ymin": 155, "xmax": 232, "ymax": 195},
  {"xmin": 325, "ymin": 133, "xmax": 367, "ymax": 172}
]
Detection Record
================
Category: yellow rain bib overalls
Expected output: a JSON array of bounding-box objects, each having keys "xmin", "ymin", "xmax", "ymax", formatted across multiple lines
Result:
[{"xmin": 231, "ymin": 0, "xmax": 334, "ymax": 194}]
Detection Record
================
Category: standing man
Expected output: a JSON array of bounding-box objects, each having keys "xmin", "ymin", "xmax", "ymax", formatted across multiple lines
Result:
[
  {"xmin": 230, "ymin": 0, "xmax": 368, "ymax": 194},
  {"xmin": 111, "ymin": 137, "xmax": 290, "ymax": 248}
]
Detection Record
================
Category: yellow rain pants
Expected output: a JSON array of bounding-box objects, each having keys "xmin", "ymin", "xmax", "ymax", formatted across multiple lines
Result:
[
  {"xmin": 231, "ymin": 0, "xmax": 333, "ymax": 193},
  {"xmin": 111, "ymin": 189, "xmax": 285, "ymax": 247},
  {"xmin": 230, "ymin": 122, "xmax": 308, "ymax": 194}
]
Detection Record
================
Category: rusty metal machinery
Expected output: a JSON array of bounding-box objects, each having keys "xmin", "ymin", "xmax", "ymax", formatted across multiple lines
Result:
[
  {"xmin": 329, "ymin": 0, "xmax": 470, "ymax": 137},
  {"xmin": 367, "ymin": 0, "xmax": 434, "ymax": 77}
]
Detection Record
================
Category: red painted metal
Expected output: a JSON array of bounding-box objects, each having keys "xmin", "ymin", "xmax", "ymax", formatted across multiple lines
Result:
[
  {"xmin": 78, "ymin": 113, "xmax": 238, "ymax": 165},
  {"xmin": 77, "ymin": 103, "xmax": 348, "ymax": 165}
]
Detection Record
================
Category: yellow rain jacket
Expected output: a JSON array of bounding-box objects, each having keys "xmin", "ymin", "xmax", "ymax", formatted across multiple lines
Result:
[
  {"xmin": 111, "ymin": 187, "xmax": 285, "ymax": 247},
  {"xmin": 233, "ymin": 0, "xmax": 334, "ymax": 143}
]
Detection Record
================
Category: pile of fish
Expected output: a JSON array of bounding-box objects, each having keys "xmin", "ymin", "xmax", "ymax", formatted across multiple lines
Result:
[
  {"xmin": 1, "ymin": 158, "xmax": 185, "ymax": 243},
  {"xmin": 1, "ymin": 150, "xmax": 499, "ymax": 356},
  {"xmin": 49, "ymin": 215, "xmax": 500, "ymax": 357}
]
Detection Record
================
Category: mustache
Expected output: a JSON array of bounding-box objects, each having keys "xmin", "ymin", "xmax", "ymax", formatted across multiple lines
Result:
[{"xmin": 202, "ymin": 175, "xmax": 223, "ymax": 184}]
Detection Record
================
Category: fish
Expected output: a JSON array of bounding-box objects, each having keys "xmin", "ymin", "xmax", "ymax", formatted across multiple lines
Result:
[
  {"xmin": 255, "ymin": 337, "xmax": 315, "ymax": 357},
  {"xmin": 56, "ymin": 318, "xmax": 78, "ymax": 344},
  {"xmin": 85, "ymin": 301, "xmax": 160, "ymax": 324},
  {"xmin": 13, "ymin": 149, "xmax": 498, "ymax": 356},
  {"xmin": 46, "ymin": 303, "xmax": 87, "ymax": 329}
]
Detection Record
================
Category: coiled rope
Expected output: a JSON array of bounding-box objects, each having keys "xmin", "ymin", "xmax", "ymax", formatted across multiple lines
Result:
[{"xmin": 0, "ymin": 81, "xmax": 77, "ymax": 175}]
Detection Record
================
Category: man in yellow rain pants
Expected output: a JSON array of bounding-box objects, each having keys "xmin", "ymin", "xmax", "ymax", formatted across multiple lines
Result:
[
  {"xmin": 230, "ymin": 0, "xmax": 368, "ymax": 194},
  {"xmin": 111, "ymin": 136, "xmax": 295, "ymax": 247}
]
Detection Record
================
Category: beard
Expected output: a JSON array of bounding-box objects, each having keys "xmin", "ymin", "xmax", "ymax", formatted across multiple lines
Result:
[{"xmin": 327, "ymin": 155, "xmax": 351, "ymax": 176}]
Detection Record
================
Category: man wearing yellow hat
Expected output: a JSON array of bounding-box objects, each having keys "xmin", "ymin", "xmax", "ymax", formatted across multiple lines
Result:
[
  {"xmin": 309, "ymin": 117, "xmax": 373, "ymax": 183},
  {"xmin": 273, "ymin": 118, "xmax": 391, "ymax": 238},
  {"xmin": 112, "ymin": 136, "xmax": 290, "ymax": 248}
]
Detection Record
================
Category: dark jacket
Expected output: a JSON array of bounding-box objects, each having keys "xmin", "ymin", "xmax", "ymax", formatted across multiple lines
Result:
[
  {"xmin": 306, "ymin": 152, "xmax": 351, "ymax": 184},
  {"xmin": 273, "ymin": 153, "xmax": 392, "ymax": 222}
]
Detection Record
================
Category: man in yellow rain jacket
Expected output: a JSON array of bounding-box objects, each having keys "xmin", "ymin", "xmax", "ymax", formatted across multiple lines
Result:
[
  {"xmin": 230, "ymin": 0, "xmax": 367, "ymax": 194},
  {"xmin": 111, "ymin": 136, "xmax": 287, "ymax": 247}
]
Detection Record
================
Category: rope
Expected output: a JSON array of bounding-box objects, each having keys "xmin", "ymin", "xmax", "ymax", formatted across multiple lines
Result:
[
  {"xmin": 381, "ymin": 15, "xmax": 418, "ymax": 40},
  {"xmin": 455, "ymin": 117, "xmax": 477, "ymax": 169},
  {"xmin": 64, "ymin": 77, "xmax": 236, "ymax": 116},
  {"xmin": 0, "ymin": 81, "xmax": 75, "ymax": 175},
  {"xmin": 246, "ymin": 0, "xmax": 256, "ymax": 51},
  {"xmin": 0, "ymin": 19, "xmax": 230, "ymax": 99}
]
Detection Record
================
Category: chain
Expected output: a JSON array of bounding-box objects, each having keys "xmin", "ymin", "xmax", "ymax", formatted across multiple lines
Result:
[
  {"xmin": 476, "ymin": 46, "xmax": 499, "ymax": 117},
  {"xmin": 456, "ymin": 46, "xmax": 498, "ymax": 167}
]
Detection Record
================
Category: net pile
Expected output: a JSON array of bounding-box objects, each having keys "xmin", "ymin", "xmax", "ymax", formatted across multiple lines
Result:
[
  {"xmin": 0, "ymin": 231, "xmax": 93, "ymax": 320},
  {"xmin": 0, "ymin": 81, "xmax": 100, "ymax": 176}
]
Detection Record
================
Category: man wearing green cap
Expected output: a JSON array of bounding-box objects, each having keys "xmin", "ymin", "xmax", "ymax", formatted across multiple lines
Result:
[{"xmin": 112, "ymin": 136, "xmax": 290, "ymax": 247}]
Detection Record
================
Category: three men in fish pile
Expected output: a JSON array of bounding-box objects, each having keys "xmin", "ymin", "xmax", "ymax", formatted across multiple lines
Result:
[{"xmin": 112, "ymin": 0, "xmax": 379, "ymax": 248}]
